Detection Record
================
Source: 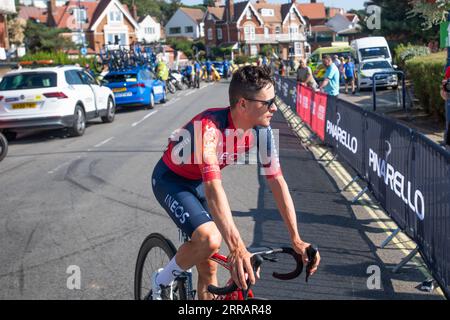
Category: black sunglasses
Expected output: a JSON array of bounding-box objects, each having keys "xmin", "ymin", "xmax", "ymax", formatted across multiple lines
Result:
[{"xmin": 243, "ymin": 97, "xmax": 276, "ymax": 109}]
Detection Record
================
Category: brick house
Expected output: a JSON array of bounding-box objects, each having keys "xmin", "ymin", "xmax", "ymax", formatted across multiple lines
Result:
[
  {"xmin": 204, "ymin": 0, "xmax": 308, "ymax": 60},
  {"xmin": 19, "ymin": 0, "xmax": 140, "ymax": 53},
  {"xmin": 0, "ymin": 0, "xmax": 16, "ymax": 56}
]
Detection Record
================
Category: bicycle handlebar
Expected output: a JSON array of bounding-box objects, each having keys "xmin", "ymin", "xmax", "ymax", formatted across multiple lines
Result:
[{"xmin": 207, "ymin": 245, "xmax": 318, "ymax": 296}]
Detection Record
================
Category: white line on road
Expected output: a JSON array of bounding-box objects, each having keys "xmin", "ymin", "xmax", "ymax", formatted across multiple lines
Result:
[
  {"xmin": 132, "ymin": 110, "xmax": 158, "ymax": 127},
  {"xmin": 185, "ymin": 90, "xmax": 196, "ymax": 96},
  {"xmin": 94, "ymin": 137, "xmax": 115, "ymax": 148}
]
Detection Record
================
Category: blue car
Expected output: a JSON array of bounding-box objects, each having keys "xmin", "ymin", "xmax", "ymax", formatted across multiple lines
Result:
[{"xmin": 103, "ymin": 68, "xmax": 166, "ymax": 109}]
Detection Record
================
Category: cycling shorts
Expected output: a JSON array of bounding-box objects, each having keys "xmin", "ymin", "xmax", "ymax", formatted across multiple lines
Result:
[{"xmin": 151, "ymin": 159, "xmax": 213, "ymax": 237}]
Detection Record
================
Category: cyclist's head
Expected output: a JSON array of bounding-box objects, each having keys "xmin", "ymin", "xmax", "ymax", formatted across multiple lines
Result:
[{"xmin": 229, "ymin": 65, "xmax": 276, "ymax": 127}]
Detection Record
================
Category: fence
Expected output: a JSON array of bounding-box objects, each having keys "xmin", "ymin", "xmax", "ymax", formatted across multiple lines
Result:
[{"xmin": 274, "ymin": 74, "xmax": 450, "ymax": 298}]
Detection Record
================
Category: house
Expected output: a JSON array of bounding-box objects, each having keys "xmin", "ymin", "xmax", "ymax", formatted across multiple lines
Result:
[
  {"xmin": 203, "ymin": 0, "xmax": 308, "ymax": 60},
  {"xmin": 137, "ymin": 15, "xmax": 161, "ymax": 44},
  {"xmin": 0, "ymin": 0, "xmax": 16, "ymax": 59},
  {"xmin": 165, "ymin": 7, "xmax": 205, "ymax": 40},
  {"xmin": 19, "ymin": 0, "xmax": 141, "ymax": 53},
  {"xmin": 326, "ymin": 13, "xmax": 361, "ymax": 42},
  {"xmin": 18, "ymin": 0, "xmax": 66, "ymax": 9}
]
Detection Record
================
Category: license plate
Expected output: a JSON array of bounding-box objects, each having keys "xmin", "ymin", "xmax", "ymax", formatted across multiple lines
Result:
[
  {"xmin": 12, "ymin": 102, "xmax": 37, "ymax": 109},
  {"xmin": 113, "ymin": 88, "xmax": 127, "ymax": 92},
  {"xmin": 115, "ymin": 92, "xmax": 132, "ymax": 98}
]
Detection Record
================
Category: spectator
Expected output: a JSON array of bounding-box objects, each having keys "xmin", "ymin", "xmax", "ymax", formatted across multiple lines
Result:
[
  {"xmin": 441, "ymin": 65, "xmax": 450, "ymax": 145},
  {"xmin": 343, "ymin": 57, "xmax": 356, "ymax": 95},
  {"xmin": 262, "ymin": 55, "xmax": 267, "ymax": 66},
  {"xmin": 339, "ymin": 57, "xmax": 345, "ymax": 83},
  {"xmin": 319, "ymin": 55, "xmax": 340, "ymax": 97},
  {"xmin": 85, "ymin": 63, "xmax": 96, "ymax": 78},
  {"xmin": 332, "ymin": 55, "xmax": 341, "ymax": 69},
  {"xmin": 296, "ymin": 58, "xmax": 318, "ymax": 90}
]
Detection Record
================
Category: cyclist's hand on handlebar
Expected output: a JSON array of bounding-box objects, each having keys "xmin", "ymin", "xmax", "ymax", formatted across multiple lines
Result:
[
  {"xmin": 293, "ymin": 240, "xmax": 321, "ymax": 277},
  {"xmin": 227, "ymin": 245, "xmax": 255, "ymax": 290}
]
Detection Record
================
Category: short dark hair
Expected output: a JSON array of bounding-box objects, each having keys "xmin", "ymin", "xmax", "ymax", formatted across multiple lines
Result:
[
  {"xmin": 229, "ymin": 65, "xmax": 274, "ymax": 107},
  {"xmin": 322, "ymin": 55, "xmax": 332, "ymax": 61}
]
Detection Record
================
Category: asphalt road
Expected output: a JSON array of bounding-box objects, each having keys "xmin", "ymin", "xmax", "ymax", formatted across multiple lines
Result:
[{"xmin": 0, "ymin": 80, "xmax": 444, "ymax": 300}]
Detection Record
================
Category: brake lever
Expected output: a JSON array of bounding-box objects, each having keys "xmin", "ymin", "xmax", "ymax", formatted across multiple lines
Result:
[
  {"xmin": 305, "ymin": 245, "xmax": 319, "ymax": 283},
  {"xmin": 262, "ymin": 255, "xmax": 278, "ymax": 263}
]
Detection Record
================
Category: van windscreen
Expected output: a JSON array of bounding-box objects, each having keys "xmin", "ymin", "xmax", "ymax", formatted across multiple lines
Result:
[{"xmin": 359, "ymin": 47, "xmax": 390, "ymax": 60}]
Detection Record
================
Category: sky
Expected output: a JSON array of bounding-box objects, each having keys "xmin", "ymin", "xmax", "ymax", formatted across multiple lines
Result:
[{"xmin": 181, "ymin": 0, "xmax": 367, "ymax": 12}]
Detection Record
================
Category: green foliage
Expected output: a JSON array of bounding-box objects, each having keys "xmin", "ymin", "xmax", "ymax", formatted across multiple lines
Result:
[
  {"xmin": 357, "ymin": 0, "xmax": 439, "ymax": 44},
  {"xmin": 166, "ymin": 38, "xmax": 194, "ymax": 59},
  {"xmin": 121, "ymin": 0, "xmax": 183, "ymax": 25},
  {"xmin": 233, "ymin": 55, "xmax": 258, "ymax": 65},
  {"xmin": 20, "ymin": 52, "xmax": 98, "ymax": 73},
  {"xmin": 394, "ymin": 43, "xmax": 430, "ymax": 68},
  {"xmin": 24, "ymin": 20, "xmax": 75, "ymax": 53},
  {"xmin": 408, "ymin": 0, "xmax": 450, "ymax": 28},
  {"xmin": 405, "ymin": 51, "xmax": 446, "ymax": 119},
  {"xmin": 260, "ymin": 45, "xmax": 274, "ymax": 58}
]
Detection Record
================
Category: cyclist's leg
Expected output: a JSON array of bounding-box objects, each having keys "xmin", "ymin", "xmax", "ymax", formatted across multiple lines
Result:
[{"xmin": 151, "ymin": 160, "xmax": 221, "ymax": 293}]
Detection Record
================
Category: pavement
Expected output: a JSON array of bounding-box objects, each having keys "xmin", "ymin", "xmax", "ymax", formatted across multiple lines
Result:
[{"xmin": 0, "ymin": 80, "xmax": 445, "ymax": 299}]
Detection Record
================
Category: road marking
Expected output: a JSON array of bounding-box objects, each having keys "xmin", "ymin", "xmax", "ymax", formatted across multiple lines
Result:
[
  {"xmin": 94, "ymin": 137, "xmax": 114, "ymax": 148},
  {"xmin": 48, "ymin": 156, "xmax": 82, "ymax": 174},
  {"xmin": 132, "ymin": 110, "xmax": 158, "ymax": 127},
  {"xmin": 185, "ymin": 90, "xmax": 196, "ymax": 96},
  {"xmin": 165, "ymin": 97, "xmax": 180, "ymax": 106}
]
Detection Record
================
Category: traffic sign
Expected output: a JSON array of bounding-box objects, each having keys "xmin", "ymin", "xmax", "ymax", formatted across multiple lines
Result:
[
  {"xmin": 440, "ymin": 21, "xmax": 450, "ymax": 48},
  {"xmin": 80, "ymin": 47, "xmax": 88, "ymax": 56}
]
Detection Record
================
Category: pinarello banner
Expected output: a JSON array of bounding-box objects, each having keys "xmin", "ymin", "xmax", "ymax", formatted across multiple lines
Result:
[
  {"xmin": 298, "ymin": 84, "xmax": 313, "ymax": 125},
  {"xmin": 311, "ymin": 91, "xmax": 328, "ymax": 141}
]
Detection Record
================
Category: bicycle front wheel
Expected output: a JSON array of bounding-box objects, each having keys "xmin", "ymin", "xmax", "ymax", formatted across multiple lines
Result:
[{"xmin": 134, "ymin": 233, "xmax": 187, "ymax": 300}]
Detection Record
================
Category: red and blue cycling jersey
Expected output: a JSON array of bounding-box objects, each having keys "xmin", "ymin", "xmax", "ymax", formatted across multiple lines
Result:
[{"xmin": 162, "ymin": 107, "xmax": 282, "ymax": 182}]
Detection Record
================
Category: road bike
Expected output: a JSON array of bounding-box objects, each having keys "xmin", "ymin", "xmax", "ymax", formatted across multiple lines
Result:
[{"xmin": 134, "ymin": 231, "xmax": 318, "ymax": 300}]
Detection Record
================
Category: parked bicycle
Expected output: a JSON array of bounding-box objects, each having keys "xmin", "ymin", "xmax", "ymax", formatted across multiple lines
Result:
[{"xmin": 134, "ymin": 231, "xmax": 318, "ymax": 300}]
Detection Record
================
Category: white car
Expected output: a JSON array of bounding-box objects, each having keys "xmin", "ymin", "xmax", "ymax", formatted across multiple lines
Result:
[
  {"xmin": 356, "ymin": 58, "xmax": 399, "ymax": 90},
  {"xmin": 0, "ymin": 65, "xmax": 116, "ymax": 138}
]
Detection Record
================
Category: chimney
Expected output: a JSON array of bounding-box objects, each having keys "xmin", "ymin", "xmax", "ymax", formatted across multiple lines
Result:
[
  {"xmin": 47, "ymin": 0, "xmax": 57, "ymax": 27},
  {"xmin": 132, "ymin": 4, "xmax": 138, "ymax": 20},
  {"xmin": 291, "ymin": 0, "xmax": 296, "ymax": 3},
  {"xmin": 226, "ymin": 0, "xmax": 234, "ymax": 22}
]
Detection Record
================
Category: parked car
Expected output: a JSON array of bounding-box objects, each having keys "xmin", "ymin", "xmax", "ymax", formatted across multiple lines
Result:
[
  {"xmin": 103, "ymin": 68, "xmax": 166, "ymax": 109},
  {"xmin": 0, "ymin": 65, "xmax": 115, "ymax": 138},
  {"xmin": 356, "ymin": 58, "xmax": 398, "ymax": 90}
]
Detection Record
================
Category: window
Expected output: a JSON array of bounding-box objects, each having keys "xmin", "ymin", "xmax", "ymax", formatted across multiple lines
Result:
[
  {"xmin": 217, "ymin": 28, "xmax": 222, "ymax": 40},
  {"xmin": 244, "ymin": 26, "xmax": 255, "ymax": 40},
  {"xmin": 107, "ymin": 33, "xmax": 127, "ymax": 45},
  {"xmin": 71, "ymin": 32, "xmax": 86, "ymax": 45},
  {"xmin": 104, "ymin": 73, "xmax": 138, "ymax": 83},
  {"xmin": 185, "ymin": 26, "xmax": 194, "ymax": 33},
  {"xmin": 0, "ymin": 72, "xmax": 57, "ymax": 91},
  {"xmin": 78, "ymin": 71, "xmax": 96, "ymax": 85},
  {"xmin": 294, "ymin": 42, "xmax": 302, "ymax": 56},
  {"xmin": 264, "ymin": 27, "xmax": 269, "ymax": 38},
  {"xmin": 275, "ymin": 26, "xmax": 281, "ymax": 34},
  {"xmin": 250, "ymin": 45, "xmax": 258, "ymax": 56},
  {"xmin": 207, "ymin": 28, "xmax": 213, "ymax": 40},
  {"xmin": 65, "ymin": 70, "xmax": 84, "ymax": 85},
  {"xmin": 145, "ymin": 27, "xmax": 155, "ymax": 34},
  {"xmin": 169, "ymin": 27, "xmax": 181, "ymax": 34},
  {"xmin": 109, "ymin": 9, "xmax": 123, "ymax": 23},
  {"xmin": 73, "ymin": 8, "xmax": 87, "ymax": 23},
  {"xmin": 289, "ymin": 26, "xmax": 298, "ymax": 34},
  {"xmin": 261, "ymin": 9, "xmax": 274, "ymax": 17},
  {"xmin": 246, "ymin": 9, "xmax": 252, "ymax": 20}
]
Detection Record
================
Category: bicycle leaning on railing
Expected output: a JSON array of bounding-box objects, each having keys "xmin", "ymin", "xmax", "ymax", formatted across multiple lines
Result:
[{"xmin": 134, "ymin": 231, "xmax": 318, "ymax": 300}]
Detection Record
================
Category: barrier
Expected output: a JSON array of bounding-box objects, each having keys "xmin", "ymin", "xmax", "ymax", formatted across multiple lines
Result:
[{"xmin": 275, "ymin": 74, "xmax": 450, "ymax": 298}]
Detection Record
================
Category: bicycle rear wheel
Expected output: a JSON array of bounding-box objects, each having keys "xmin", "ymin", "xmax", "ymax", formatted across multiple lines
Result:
[
  {"xmin": 134, "ymin": 233, "xmax": 187, "ymax": 300},
  {"xmin": 0, "ymin": 133, "xmax": 8, "ymax": 162}
]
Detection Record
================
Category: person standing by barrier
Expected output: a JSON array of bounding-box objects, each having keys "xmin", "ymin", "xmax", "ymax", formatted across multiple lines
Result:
[
  {"xmin": 344, "ymin": 57, "xmax": 356, "ymax": 95},
  {"xmin": 440, "ymin": 65, "xmax": 450, "ymax": 145},
  {"xmin": 339, "ymin": 57, "xmax": 345, "ymax": 83},
  {"xmin": 319, "ymin": 55, "xmax": 340, "ymax": 97},
  {"xmin": 296, "ymin": 58, "xmax": 318, "ymax": 90}
]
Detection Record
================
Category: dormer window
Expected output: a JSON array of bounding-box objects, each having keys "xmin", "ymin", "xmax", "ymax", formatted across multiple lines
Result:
[
  {"xmin": 73, "ymin": 8, "xmax": 87, "ymax": 23},
  {"xmin": 261, "ymin": 9, "xmax": 274, "ymax": 17},
  {"xmin": 109, "ymin": 8, "xmax": 123, "ymax": 23},
  {"xmin": 246, "ymin": 9, "xmax": 252, "ymax": 20}
]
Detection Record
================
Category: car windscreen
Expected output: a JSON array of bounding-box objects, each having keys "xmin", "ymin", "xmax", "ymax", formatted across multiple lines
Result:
[
  {"xmin": 359, "ymin": 47, "xmax": 390, "ymax": 60},
  {"xmin": 361, "ymin": 61, "xmax": 392, "ymax": 70},
  {"xmin": 0, "ymin": 72, "xmax": 57, "ymax": 91},
  {"xmin": 103, "ymin": 73, "xmax": 138, "ymax": 83}
]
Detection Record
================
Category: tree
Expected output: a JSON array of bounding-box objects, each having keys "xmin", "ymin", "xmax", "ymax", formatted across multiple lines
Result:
[
  {"xmin": 357, "ymin": 1, "xmax": 439, "ymax": 44},
  {"xmin": 408, "ymin": 0, "xmax": 450, "ymax": 27},
  {"xmin": 7, "ymin": 17, "xmax": 26, "ymax": 46},
  {"xmin": 24, "ymin": 20, "xmax": 75, "ymax": 53}
]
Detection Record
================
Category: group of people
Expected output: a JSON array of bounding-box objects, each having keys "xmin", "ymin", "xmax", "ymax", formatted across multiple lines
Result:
[{"xmin": 296, "ymin": 54, "xmax": 356, "ymax": 97}]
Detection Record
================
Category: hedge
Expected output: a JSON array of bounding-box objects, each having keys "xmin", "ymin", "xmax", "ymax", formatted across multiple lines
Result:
[{"xmin": 405, "ymin": 51, "xmax": 446, "ymax": 119}]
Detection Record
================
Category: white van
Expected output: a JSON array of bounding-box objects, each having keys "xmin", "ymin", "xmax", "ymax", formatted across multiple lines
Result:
[{"xmin": 350, "ymin": 37, "xmax": 392, "ymax": 64}]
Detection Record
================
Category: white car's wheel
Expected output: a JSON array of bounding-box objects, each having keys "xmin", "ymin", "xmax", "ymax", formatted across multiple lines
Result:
[
  {"xmin": 68, "ymin": 105, "xmax": 86, "ymax": 137},
  {"xmin": 101, "ymin": 97, "xmax": 115, "ymax": 123}
]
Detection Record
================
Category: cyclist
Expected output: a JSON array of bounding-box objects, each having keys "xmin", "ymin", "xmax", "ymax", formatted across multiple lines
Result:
[
  {"xmin": 156, "ymin": 58, "xmax": 169, "ymax": 88},
  {"xmin": 151, "ymin": 65, "xmax": 320, "ymax": 300},
  {"xmin": 184, "ymin": 61, "xmax": 194, "ymax": 87},
  {"xmin": 205, "ymin": 59, "xmax": 212, "ymax": 82}
]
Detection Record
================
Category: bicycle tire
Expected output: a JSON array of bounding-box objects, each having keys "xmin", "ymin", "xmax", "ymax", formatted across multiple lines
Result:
[
  {"xmin": 0, "ymin": 133, "xmax": 8, "ymax": 162},
  {"xmin": 134, "ymin": 233, "xmax": 188, "ymax": 300}
]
